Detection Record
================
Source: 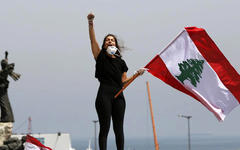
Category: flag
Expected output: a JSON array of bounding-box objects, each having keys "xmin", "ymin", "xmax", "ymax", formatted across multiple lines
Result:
[
  {"xmin": 145, "ymin": 27, "xmax": 240, "ymax": 121},
  {"xmin": 24, "ymin": 135, "xmax": 52, "ymax": 150}
]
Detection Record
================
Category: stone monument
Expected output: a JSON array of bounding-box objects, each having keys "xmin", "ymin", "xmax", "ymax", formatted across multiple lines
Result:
[{"xmin": 0, "ymin": 51, "xmax": 21, "ymax": 146}]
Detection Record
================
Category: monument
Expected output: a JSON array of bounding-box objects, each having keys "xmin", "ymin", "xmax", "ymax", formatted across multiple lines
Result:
[{"xmin": 0, "ymin": 51, "xmax": 21, "ymax": 147}]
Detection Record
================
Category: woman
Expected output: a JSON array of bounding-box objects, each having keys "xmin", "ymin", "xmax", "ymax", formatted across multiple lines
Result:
[{"xmin": 87, "ymin": 13, "xmax": 144, "ymax": 150}]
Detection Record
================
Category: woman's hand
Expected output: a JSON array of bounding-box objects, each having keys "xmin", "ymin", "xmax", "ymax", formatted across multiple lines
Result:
[
  {"xmin": 135, "ymin": 68, "xmax": 146, "ymax": 76},
  {"xmin": 122, "ymin": 68, "xmax": 146, "ymax": 85},
  {"xmin": 87, "ymin": 13, "xmax": 95, "ymax": 22}
]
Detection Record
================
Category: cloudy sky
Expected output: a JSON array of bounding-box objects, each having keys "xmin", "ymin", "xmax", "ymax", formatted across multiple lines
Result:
[{"xmin": 0, "ymin": 0, "xmax": 240, "ymax": 140}]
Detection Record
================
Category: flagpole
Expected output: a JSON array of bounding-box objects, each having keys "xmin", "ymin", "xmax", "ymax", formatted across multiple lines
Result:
[
  {"xmin": 114, "ymin": 73, "xmax": 140, "ymax": 99},
  {"xmin": 146, "ymin": 81, "xmax": 160, "ymax": 150}
]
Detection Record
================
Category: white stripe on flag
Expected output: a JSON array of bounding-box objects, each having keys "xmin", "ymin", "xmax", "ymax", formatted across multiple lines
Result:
[{"xmin": 24, "ymin": 142, "xmax": 49, "ymax": 150}]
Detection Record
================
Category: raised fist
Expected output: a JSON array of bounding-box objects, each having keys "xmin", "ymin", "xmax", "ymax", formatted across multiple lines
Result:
[{"xmin": 87, "ymin": 13, "xmax": 95, "ymax": 21}]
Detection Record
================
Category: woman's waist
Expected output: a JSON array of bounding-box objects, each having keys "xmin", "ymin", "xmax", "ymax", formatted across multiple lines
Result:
[
  {"xmin": 99, "ymin": 79, "xmax": 122, "ymax": 87},
  {"xmin": 99, "ymin": 82, "xmax": 122, "ymax": 89},
  {"xmin": 98, "ymin": 83, "xmax": 124, "ymax": 98}
]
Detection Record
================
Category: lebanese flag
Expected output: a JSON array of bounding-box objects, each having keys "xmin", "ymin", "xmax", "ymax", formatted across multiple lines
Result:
[
  {"xmin": 145, "ymin": 27, "xmax": 240, "ymax": 121},
  {"xmin": 24, "ymin": 135, "xmax": 52, "ymax": 150}
]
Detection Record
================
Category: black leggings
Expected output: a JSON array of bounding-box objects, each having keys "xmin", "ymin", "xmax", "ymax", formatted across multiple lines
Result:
[{"xmin": 95, "ymin": 84, "xmax": 126, "ymax": 150}]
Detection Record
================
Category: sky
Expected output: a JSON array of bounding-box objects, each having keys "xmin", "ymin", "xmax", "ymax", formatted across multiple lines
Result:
[{"xmin": 0, "ymin": 0, "xmax": 240, "ymax": 141}]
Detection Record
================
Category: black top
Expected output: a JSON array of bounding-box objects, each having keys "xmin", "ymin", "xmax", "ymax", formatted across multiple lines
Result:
[{"xmin": 95, "ymin": 50, "xmax": 128, "ymax": 88}]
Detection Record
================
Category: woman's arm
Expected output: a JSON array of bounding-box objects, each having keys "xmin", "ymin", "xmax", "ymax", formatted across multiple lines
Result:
[
  {"xmin": 122, "ymin": 72, "xmax": 130, "ymax": 85},
  {"xmin": 122, "ymin": 68, "xmax": 145, "ymax": 85},
  {"xmin": 87, "ymin": 13, "xmax": 101, "ymax": 60}
]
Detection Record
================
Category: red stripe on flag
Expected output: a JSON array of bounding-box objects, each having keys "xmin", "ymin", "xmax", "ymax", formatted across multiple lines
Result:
[
  {"xmin": 144, "ymin": 55, "xmax": 222, "ymax": 120},
  {"xmin": 26, "ymin": 135, "xmax": 52, "ymax": 150},
  {"xmin": 185, "ymin": 27, "xmax": 240, "ymax": 103}
]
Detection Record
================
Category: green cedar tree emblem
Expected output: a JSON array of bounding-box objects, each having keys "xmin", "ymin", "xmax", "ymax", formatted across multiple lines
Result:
[{"xmin": 175, "ymin": 59, "xmax": 205, "ymax": 87}]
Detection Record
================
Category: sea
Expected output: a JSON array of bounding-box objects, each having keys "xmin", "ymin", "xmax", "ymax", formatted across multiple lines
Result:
[{"xmin": 72, "ymin": 136, "xmax": 240, "ymax": 150}]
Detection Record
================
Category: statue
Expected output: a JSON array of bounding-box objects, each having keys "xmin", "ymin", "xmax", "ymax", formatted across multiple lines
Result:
[{"xmin": 0, "ymin": 51, "xmax": 21, "ymax": 146}]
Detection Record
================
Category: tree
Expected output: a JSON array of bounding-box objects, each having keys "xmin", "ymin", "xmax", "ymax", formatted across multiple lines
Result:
[{"xmin": 176, "ymin": 59, "xmax": 204, "ymax": 87}]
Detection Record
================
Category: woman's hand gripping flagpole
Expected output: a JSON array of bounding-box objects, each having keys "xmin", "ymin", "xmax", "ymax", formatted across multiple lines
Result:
[{"xmin": 114, "ymin": 68, "xmax": 147, "ymax": 99}]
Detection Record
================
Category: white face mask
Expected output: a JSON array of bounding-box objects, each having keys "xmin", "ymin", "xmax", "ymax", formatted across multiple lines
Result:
[{"xmin": 106, "ymin": 46, "xmax": 118, "ymax": 55}]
